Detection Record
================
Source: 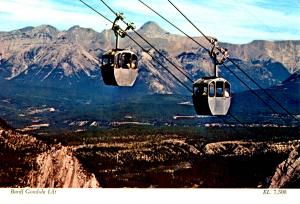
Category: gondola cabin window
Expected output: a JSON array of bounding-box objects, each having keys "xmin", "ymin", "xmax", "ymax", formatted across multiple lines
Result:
[
  {"xmin": 131, "ymin": 54, "xmax": 138, "ymax": 69},
  {"xmin": 102, "ymin": 55, "xmax": 114, "ymax": 66},
  {"xmin": 118, "ymin": 53, "xmax": 132, "ymax": 69},
  {"xmin": 202, "ymin": 85, "xmax": 208, "ymax": 96},
  {"xmin": 225, "ymin": 81, "xmax": 230, "ymax": 97},
  {"xmin": 194, "ymin": 84, "xmax": 208, "ymax": 96},
  {"xmin": 209, "ymin": 82, "xmax": 215, "ymax": 97},
  {"xmin": 216, "ymin": 81, "xmax": 224, "ymax": 97},
  {"xmin": 193, "ymin": 86, "xmax": 198, "ymax": 95}
]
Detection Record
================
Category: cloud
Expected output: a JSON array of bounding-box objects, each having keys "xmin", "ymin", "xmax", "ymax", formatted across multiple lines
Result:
[
  {"xmin": 0, "ymin": 0, "xmax": 111, "ymax": 31},
  {"xmin": 132, "ymin": 0, "xmax": 300, "ymax": 43}
]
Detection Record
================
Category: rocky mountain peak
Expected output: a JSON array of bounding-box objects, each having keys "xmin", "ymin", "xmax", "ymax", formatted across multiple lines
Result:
[
  {"xmin": 30, "ymin": 24, "xmax": 59, "ymax": 36},
  {"xmin": 33, "ymin": 24, "xmax": 58, "ymax": 32},
  {"xmin": 18, "ymin": 26, "xmax": 34, "ymax": 33},
  {"xmin": 67, "ymin": 25, "xmax": 81, "ymax": 31},
  {"xmin": 64, "ymin": 26, "xmax": 100, "ymax": 45},
  {"xmin": 66, "ymin": 25, "xmax": 96, "ymax": 34},
  {"xmin": 138, "ymin": 21, "xmax": 168, "ymax": 37}
]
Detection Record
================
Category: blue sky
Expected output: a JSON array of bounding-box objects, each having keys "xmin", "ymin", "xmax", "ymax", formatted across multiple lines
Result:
[{"xmin": 0, "ymin": 0, "xmax": 299, "ymax": 44}]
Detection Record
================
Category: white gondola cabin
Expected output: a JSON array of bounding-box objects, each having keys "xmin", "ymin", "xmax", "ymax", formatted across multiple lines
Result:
[
  {"xmin": 100, "ymin": 14, "xmax": 138, "ymax": 87},
  {"xmin": 192, "ymin": 77, "xmax": 231, "ymax": 115},
  {"xmin": 101, "ymin": 49, "xmax": 138, "ymax": 86}
]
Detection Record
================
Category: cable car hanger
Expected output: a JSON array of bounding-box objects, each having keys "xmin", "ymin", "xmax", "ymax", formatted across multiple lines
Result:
[
  {"xmin": 111, "ymin": 13, "xmax": 135, "ymax": 50},
  {"xmin": 208, "ymin": 37, "xmax": 229, "ymax": 78},
  {"xmin": 192, "ymin": 40, "xmax": 231, "ymax": 116},
  {"xmin": 100, "ymin": 14, "xmax": 139, "ymax": 87}
]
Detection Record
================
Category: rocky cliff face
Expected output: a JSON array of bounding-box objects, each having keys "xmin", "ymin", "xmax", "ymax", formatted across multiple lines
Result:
[
  {"xmin": 0, "ymin": 119, "xmax": 99, "ymax": 188},
  {"xmin": 224, "ymin": 40, "xmax": 300, "ymax": 74},
  {"xmin": 269, "ymin": 145, "xmax": 300, "ymax": 188},
  {"xmin": 0, "ymin": 25, "xmax": 100, "ymax": 81},
  {"xmin": 27, "ymin": 145, "xmax": 99, "ymax": 188}
]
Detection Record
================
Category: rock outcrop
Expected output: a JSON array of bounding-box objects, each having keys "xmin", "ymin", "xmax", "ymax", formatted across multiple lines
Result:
[
  {"xmin": 27, "ymin": 145, "xmax": 99, "ymax": 188},
  {"xmin": 269, "ymin": 146, "xmax": 300, "ymax": 188},
  {"xmin": 203, "ymin": 140, "xmax": 297, "ymax": 157},
  {"xmin": 0, "ymin": 119, "xmax": 99, "ymax": 187}
]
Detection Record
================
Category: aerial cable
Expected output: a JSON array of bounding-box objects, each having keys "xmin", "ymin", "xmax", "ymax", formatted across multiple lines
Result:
[
  {"xmin": 139, "ymin": 0, "xmax": 298, "ymax": 126},
  {"xmin": 79, "ymin": 0, "xmax": 251, "ymax": 130},
  {"xmin": 79, "ymin": 0, "xmax": 113, "ymax": 23},
  {"xmin": 228, "ymin": 59, "xmax": 299, "ymax": 122},
  {"xmin": 137, "ymin": 1, "xmax": 255, "ymax": 129},
  {"xmin": 167, "ymin": 0, "xmax": 299, "ymax": 123},
  {"xmin": 222, "ymin": 64, "xmax": 290, "ymax": 125},
  {"xmin": 78, "ymin": 0, "xmax": 193, "ymax": 93},
  {"xmin": 167, "ymin": 0, "xmax": 211, "ymax": 43},
  {"xmin": 138, "ymin": 0, "xmax": 292, "ymax": 126},
  {"xmin": 98, "ymin": 0, "xmax": 195, "ymax": 84},
  {"xmin": 138, "ymin": 0, "xmax": 209, "ymax": 53}
]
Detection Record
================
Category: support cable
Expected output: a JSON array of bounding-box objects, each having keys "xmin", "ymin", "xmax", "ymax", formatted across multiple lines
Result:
[
  {"xmin": 222, "ymin": 64, "xmax": 290, "ymax": 125},
  {"xmin": 139, "ymin": 0, "xmax": 292, "ymax": 126},
  {"xmin": 78, "ymin": 0, "xmax": 193, "ymax": 93},
  {"xmin": 138, "ymin": 0, "xmax": 210, "ymax": 53},
  {"xmin": 99, "ymin": 0, "xmax": 195, "ymax": 84},
  {"xmin": 99, "ymin": 0, "xmax": 256, "ymax": 129},
  {"xmin": 79, "ymin": 0, "xmax": 268, "ymax": 129},
  {"xmin": 167, "ymin": 0, "xmax": 299, "ymax": 123}
]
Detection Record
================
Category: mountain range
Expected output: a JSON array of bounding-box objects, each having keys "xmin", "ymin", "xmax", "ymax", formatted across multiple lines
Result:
[
  {"xmin": 0, "ymin": 22, "xmax": 299, "ymax": 92},
  {"xmin": 0, "ymin": 22, "xmax": 299, "ymax": 130}
]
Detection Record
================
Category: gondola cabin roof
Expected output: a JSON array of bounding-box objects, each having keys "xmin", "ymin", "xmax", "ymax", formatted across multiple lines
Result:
[
  {"xmin": 103, "ymin": 49, "xmax": 136, "ymax": 56},
  {"xmin": 193, "ymin": 77, "xmax": 229, "ymax": 86}
]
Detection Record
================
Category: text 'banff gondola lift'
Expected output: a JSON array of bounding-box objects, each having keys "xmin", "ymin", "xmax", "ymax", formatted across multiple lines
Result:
[{"xmin": 101, "ymin": 14, "xmax": 138, "ymax": 87}]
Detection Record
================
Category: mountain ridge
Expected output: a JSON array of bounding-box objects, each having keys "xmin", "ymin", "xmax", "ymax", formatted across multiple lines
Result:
[{"xmin": 1, "ymin": 22, "xmax": 298, "ymax": 94}]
